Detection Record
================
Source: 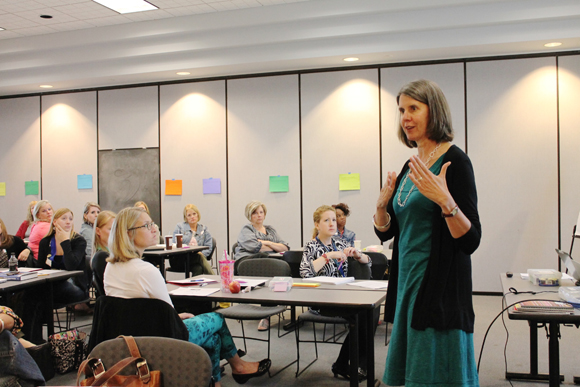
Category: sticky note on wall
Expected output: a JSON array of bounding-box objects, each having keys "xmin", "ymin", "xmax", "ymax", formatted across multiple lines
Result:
[
  {"xmin": 0, "ymin": 182, "xmax": 6, "ymax": 196},
  {"xmin": 25, "ymin": 181, "xmax": 39, "ymax": 195},
  {"xmin": 165, "ymin": 180, "xmax": 183, "ymax": 195},
  {"xmin": 203, "ymin": 178, "xmax": 221, "ymax": 194},
  {"xmin": 77, "ymin": 174, "xmax": 93, "ymax": 189},
  {"xmin": 339, "ymin": 173, "xmax": 360, "ymax": 191},
  {"xmin": 269, "ymin": 175, "xmax": 289, "ymax": 192}
]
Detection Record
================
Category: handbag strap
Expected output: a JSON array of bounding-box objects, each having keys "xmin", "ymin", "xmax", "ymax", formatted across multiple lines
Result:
[
  {"xmin": 91, "ymin": 356, "xmax": 144, "ymax": 386},
  {"xmin": 119, "ymin": 336, "xmax": 142, "ymax": 359}
]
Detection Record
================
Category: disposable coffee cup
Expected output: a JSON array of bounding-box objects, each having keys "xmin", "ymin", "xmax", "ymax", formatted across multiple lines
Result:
[
  {"xmin": 176, "ymin": 234, "xmax": 183, "ymax": 248},
  {"xmin": 165, "ymin": 235, "xmax": 173, "ymax": 250},
  {"xmin": 354, "ymin": 240, "xmax": 362, "ymax": 251}
]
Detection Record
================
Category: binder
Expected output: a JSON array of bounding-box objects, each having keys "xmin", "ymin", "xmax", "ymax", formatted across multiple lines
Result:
[{"xmin": 513, "ymin": 300, "xmax": 574, "ymax": 314}]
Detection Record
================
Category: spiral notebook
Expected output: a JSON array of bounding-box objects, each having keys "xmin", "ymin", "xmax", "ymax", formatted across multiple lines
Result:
[{"xmin": 513, "ymin": 300, "xmax": 574, "ymax": 314}]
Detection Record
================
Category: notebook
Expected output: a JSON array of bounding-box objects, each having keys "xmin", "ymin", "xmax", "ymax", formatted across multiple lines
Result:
[{"xmin": 513, "ymin": 300, "xmax": 574, "ymax": 314}]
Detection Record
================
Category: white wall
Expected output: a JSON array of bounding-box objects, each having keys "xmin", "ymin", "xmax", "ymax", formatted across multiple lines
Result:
[
  {"xmin": 160, "ymin": 81, "xmax": 227, "ymax": 253},
  {"xmin": 301, "ymin": 69, "xmax": 380, "ymax": 247},
  {"xmin": 0, "ymin": 97, "xmax": 41, "ymax": 233},
  {"xmin": 558, "ymin": 55, "xmax": 580, "ymax": 254},
  {"xmin": 0, "ymin": 55, "xmax": 578, "ymax": 292},
  {"xmin": 227, "ymin": 75, "xmax": 301, "ymax": 252},
  {"xmin": 41, "ymin": 92, "xmax": 98, "ymax": 231},
  {"xmin": 467, "ymin": 57, "xmax": 559, "ymax": 291},
  {"xmin": 98, "ymin": 86, "xmax": 159, "ymax": 150}
]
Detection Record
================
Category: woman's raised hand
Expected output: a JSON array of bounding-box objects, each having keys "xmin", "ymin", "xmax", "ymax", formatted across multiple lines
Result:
[
  {"xmin": 408, "ymin": 155, "xmax": 452, "ymax": 207},
  {"xmin": 343, "ymin": 247, "xmax": 362, "ymax": 259},
  {"xmin": 54, "ymin": 224, "xmax": 70, "ymax": 243},
  {"xmin": 377, "ymin": 171, "xmax": 397, "ymax": 208},
  {"xmin": 329, "ymin": 251, "xmax": 347, "ymax": 262}
]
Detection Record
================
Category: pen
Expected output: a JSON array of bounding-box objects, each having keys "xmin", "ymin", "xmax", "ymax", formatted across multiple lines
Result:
[
  {"xmin": 199, "ymin": 283, "xmax": 208, "ymax": 287},
  {"xmin": 189, "ymin": 279, "xmax": 204, "ymax": 282}
]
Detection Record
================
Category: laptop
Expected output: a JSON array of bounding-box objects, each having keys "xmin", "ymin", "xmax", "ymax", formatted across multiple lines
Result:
[{"xmin": 555, "ymin": 248, "xmax": 580, "ymax": 282}]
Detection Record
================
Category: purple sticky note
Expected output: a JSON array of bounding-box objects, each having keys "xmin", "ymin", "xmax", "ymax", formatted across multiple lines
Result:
[{"xmin": 203, "ymin": 178, "xmax": 221, "ymax": 194}]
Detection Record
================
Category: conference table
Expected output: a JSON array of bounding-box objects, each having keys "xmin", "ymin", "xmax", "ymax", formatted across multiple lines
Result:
[
  {"xmin": 0, "ymin": 269, "xmax": 84, "ymax": 336},
  {"xmin": 143, "ymin": 245, "xmax": 208, "ymax": 279},
  {"xmin": 501, "ymin": 274, "xmax": 580, "ymax": 386},
  {"xmin": 168, "ymin": 275, "xmax": 386, "ymax": 387}
]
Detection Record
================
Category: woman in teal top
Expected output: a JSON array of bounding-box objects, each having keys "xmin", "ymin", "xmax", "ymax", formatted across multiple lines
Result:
[{"xmin": 374, "ymin": 79, "xmax": 481, "ymax": 387}]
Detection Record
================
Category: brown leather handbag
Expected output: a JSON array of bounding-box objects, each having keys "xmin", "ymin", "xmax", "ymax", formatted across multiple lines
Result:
[{"xmin": 76, "ymin": 336, "xmax": 162, "ymax": 386}]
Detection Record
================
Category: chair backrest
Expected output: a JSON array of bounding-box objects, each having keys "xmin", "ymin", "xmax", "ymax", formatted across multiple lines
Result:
[
  {"xmin": 281, "ymin": 250, "xmax": 303, "ymax": 278},
  {"xmin": 238, "ymin": 258, "xmax": 291, "ymax": 277},
  {"xmin": 210, "ymin": 237, "xmax": 217, "ymax": 260},
  {"xmin": 347, "ymin": 257, "xmax": 371, "ymax": 280},
  {"xmin": 365, "ymin": 252, "xmax": 389, "ymax": 280},
  {"xmin": 88, "ymin": 296, "xmax": 189, "ymax": 351},
  {"xmin": 230, "ymin": 242, "xmax": 238, "ymax": 260},
  {"xmin": 87, "ymin": 336, "xmax": 212, "ymax": 387},
  {"xmin": 91, "ymin": 251, "xmax": 108, "ymax": 298}
]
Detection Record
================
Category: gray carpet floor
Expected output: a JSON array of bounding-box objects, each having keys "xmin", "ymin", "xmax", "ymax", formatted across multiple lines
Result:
[{"xmin": 46, "ymin": 294, "xmax": 580, "ymax": 386}]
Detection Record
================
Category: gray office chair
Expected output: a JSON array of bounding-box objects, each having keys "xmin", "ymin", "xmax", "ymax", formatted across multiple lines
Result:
[
  {"xmin": 365, "ymin": 251, "xmax": 389, "ymax": 280},
  {"xmin": 210, "ymin": 237, "xmax": 218, "ymax": 273},
  {"xmin": 281, "ymin": 250, "xmax": 302, "ymax": 278},
  {"xmin": 85, "ymin": 336, "xmax": 213, "ymax": 387},
  {"xmin": 216, "ymin": 258, "xmax": 292, "ymax": 376},
  {"xmin": 294, "ymin": 258, "xmax": 372, "ymax": 377}
]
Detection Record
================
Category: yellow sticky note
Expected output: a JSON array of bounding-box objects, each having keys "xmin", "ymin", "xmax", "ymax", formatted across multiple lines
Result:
[
  {"xmin": 339, "ymin": 173, "xmax": 360, "ymax": 191},
  {"xmin": 0, "ymin": 182, "xmax": 5, "ymax": 196},
  {"xmin": 165, "ymin": 180, "xmax": 183, "ymax": 196}
]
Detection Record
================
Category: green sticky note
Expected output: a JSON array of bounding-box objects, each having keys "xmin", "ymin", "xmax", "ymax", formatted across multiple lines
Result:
[
  {"xmin": 269, "ymin": 175, "xmax": 289, "ymax": 193},
  {"xmin": 0, "ymin": 182, "xmax": 6, "ymax": 196},
  {"xmin": 25, "ymin": 181, "xmax": 39, "ymax": 195},
  {"xmin": 339, "ymin": 173, "xmax": 360, "ymax": 191}
]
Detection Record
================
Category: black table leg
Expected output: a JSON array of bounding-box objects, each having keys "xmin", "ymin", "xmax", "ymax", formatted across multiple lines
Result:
[
  {"xmin": 366, "ymin": 308, "xmax": 376, "ymax": 387},
  {"xmin": 548, "ymin": 322, "xmax": 560, "ymax": 387},
  {"xmin": 46, "ymin": 281, "xmax": 55, "ymax": 337},
  {"xmin": 283, "ymin": 307, "xmax": 298, "ymax": 331},
  {"xmin": 185, "ymin": 252, "xmax": 191, "ymax": 279},
  {"xmin": 350, "ymin": 313, "xmax": 359, "ymax": 387}
]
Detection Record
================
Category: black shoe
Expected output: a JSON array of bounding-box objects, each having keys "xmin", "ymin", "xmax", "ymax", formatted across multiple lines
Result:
[
  {"xmin": 232, "ymin": 359, "xmax": 271, "ymax": 384},
  {"xmin": 331, "ymin": 363, "xmax": 367, "ymax": 382}
]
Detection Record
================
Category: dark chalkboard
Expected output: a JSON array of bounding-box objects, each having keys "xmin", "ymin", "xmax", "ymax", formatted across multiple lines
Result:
[{"xmin": 98, "ymin": 148, "xmax": 161, "ymax": 227}]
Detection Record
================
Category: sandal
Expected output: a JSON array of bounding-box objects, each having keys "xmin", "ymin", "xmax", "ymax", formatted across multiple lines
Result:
[{"xmin": 257, "ymin": 318, "xmax": 269, "ymax": 331}]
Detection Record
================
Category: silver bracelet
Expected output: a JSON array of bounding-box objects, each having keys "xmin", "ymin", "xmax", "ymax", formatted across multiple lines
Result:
[{"xmin": 373, "ymin": 213, "xmax": 391, "ymax": 229}]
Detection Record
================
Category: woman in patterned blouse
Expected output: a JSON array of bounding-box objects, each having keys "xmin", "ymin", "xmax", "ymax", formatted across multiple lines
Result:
[{"xmin": 300, "ymin": 205, "xmax": 374, "ymax": 382}]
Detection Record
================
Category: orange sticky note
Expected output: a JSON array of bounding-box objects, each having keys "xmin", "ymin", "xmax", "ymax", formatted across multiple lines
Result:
[{"xmin": 165, "ymin": 180, "xmax": 182, "ymax": 196}]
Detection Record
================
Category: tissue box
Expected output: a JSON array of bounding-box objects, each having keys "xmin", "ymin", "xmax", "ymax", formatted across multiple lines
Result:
[
  {"xmin": 269, "ymin": 277, "xmax": 293, "ymax": 292},
  {"xmin": 528, "ymin": 269, "xmax": 562, "ymax": 286}
]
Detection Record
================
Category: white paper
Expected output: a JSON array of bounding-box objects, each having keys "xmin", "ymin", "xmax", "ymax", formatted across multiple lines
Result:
[
  {"xmin": 169, "ymin": 287, "xmax": 220, "ymax": 296},
  {"xmin": 236, "ymin": 278, "xmax": 267, "ymax": 287},
  {"xmin": 168, "ymin": 277, "xmax": 217, "ymax": 285},
  {"xmin": 302, "ymin": 276, "xmax": 355, "ymax": 285},
  {"xmin": 0, "ymin": 267, "xmax": 41, "ymax": 272},
  {"xmin": 347, "ymin": 281, "xmax": 389, "ymax": 289}
]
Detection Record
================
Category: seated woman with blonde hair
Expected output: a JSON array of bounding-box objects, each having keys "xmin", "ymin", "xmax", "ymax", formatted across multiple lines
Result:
[
  {"xmin": 27, "ymin": 200, "xmax": 54, "ymax": 260},
  {"xmin": 0, "ymin": 217, "xmax": 32, "ymax": 268},
  {"xmin": 104, "ymin": 207, "xmax": 271, "ymax": 386},
  {"xmin": 171, "ymin": 204, "xmax": 214, "ymax": 275},
  {"xmin": 91, "ymin": 210, "xmax": 116, "ymax": 298},
  {"xmin": 15, "ymin": 200, "xmax": 37, "ymax": 239},
  {"xmin": 79, "ymin": 202, "xmax": 101, "ymax": 257}
]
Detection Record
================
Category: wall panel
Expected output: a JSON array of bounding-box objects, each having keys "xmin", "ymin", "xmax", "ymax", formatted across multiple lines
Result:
[
  {"xmin": 301, "ymin": 69, "xmax": 380, "ymax": 247},
  {"xmin": 160, "ymin": 81, "xmax": 227, "ymax": 249},
  {"xmin": 41, "ymin": 92, "xmax": 98, "ymax": 231},
  {"xmin": 558, "ymin": 55, "xmax": 580, "ymax": 254},
  {"xmin": 467, "ymin": 57, "xmax": 558, "ymax": 292},
  {"xmin": 0, "ymin": 97, "xmax": 41, "ymax": 234},
  {"xmin": 98, "ymin": 86, "xmax": 159, "ymax": 150},
  {"xmin": 227, "ymin": 75, "xmax": 300, "ymax": 251}
]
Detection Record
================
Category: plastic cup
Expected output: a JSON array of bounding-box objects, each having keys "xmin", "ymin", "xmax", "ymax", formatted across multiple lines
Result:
[
  {"xmin": 176, "ymin": 234, "xmax": 183, "ymax": 248},
  {"xmin": 165, "ymin": 235, "xmax": 173, "ymax": 250},
  {"xmin": 219, "ymin": 260, "xmax": 234, "ymax": 293},
  {"xmin": 354, "ymin": 240, "xmax": 362, "ymax": 251}
]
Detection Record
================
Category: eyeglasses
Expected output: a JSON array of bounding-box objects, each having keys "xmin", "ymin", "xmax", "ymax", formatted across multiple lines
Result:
[{"xmin": 129, "ymin": 222, "xmax": 156, "ymax": 231}]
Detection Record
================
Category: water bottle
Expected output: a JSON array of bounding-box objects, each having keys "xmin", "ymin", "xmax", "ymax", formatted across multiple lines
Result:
[{"xmin": 9, "ymin": 253, "xmax": 18, "ymax": 272}]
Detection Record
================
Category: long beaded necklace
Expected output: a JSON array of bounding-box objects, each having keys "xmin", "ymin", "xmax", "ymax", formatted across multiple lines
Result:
[{"xmin": 397, "ymin": 143, "xmax": 442, "ymax": 207}]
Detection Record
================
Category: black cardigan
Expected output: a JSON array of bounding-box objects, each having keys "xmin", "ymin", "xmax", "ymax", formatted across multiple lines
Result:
[
  {"xmin": 2, "ymin": 236, "xmax": 29, "ymax": 265},
  {"xmin": 375, "ymin": 145, "xmax": 481, "ymax": 333},
  {"xmin": 37, "ymin": 234, "xmax": 88, "ymax": 292}
]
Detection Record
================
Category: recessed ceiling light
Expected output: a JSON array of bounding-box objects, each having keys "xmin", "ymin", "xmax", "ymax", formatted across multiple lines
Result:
[
  {"xmin": 544, "ymin": 42, "xmax": 562, "ymax": 48},
  {"xmin": 343, "ymin": 57, "xmax": 359, "ymax": 62},
  {"xmin": 92, "ymin": 0, "xmax": 158, "ymax": 14},
  {"xmin": 0, "ymin": 27, "xmax": 5, "ymax": 31},
  {"xmin": 40, "ymin": 85, "xmax": 53, "ymax": 88},
  {"xmin": 176, "ymin": 72, "xmax": 191, "ymax": 76},
  {"xmin": 40, "ymin": 15, "xmax": 53, "ymax": 19}
]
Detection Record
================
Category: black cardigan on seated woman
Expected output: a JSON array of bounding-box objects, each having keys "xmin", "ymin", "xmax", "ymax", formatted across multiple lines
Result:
[{"xmin": 37, "ymin": 234, "xmax": 89, "ymax": 293}]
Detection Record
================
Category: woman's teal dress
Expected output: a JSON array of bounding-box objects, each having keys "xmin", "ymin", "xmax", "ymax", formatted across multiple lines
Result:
[{"xmin": 383, "ymin": 156, "xmax": 479, "ymax": 387}]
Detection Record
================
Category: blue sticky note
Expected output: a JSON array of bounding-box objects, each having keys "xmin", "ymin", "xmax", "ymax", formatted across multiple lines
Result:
[
  {"xmin": 78, "ymin": 174, "xmax": 93, "ymax": 189},
  {"xmin": 203, "ymin": 178, "xmax": 221, "ymax": 194}
]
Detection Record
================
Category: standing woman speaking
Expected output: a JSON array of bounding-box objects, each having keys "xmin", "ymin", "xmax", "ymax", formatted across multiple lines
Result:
[{"xmin": 375, "ymin": 80, "xmax": 481, "ymax": 387}]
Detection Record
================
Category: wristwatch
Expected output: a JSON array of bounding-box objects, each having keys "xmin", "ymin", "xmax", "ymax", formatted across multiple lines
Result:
[{"xmin": 441, "ymin": 205, "xmax": 459, "ymax": 218}]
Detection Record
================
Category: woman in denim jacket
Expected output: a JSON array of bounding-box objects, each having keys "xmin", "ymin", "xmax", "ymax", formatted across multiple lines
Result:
[{"xmin": 171, "ymin": 204, "xmax": 214, "ymax": 275}]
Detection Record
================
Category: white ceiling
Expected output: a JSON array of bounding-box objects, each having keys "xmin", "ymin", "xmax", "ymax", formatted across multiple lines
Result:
[{"xmin": 0, "ymin": 0, "xmax": 579, "ymax": 97}]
